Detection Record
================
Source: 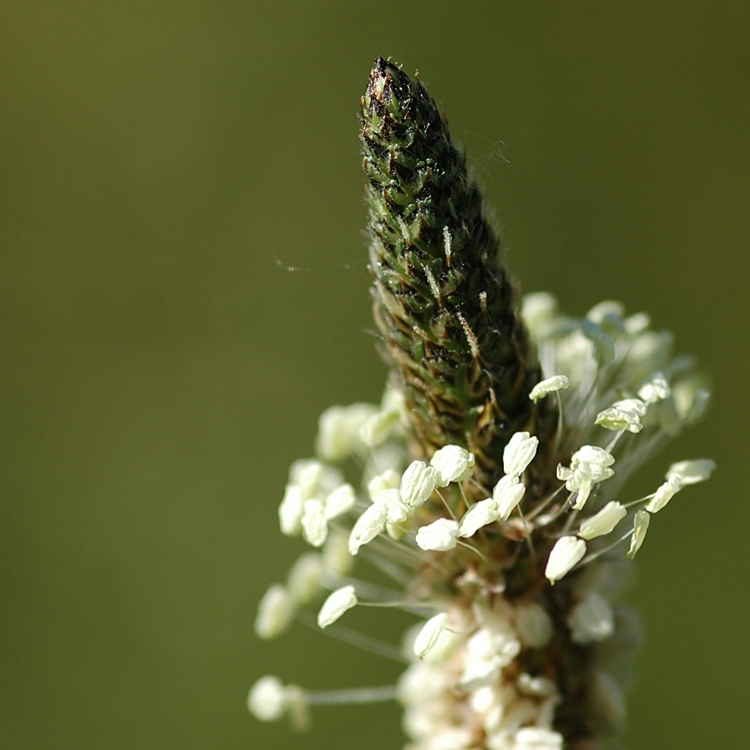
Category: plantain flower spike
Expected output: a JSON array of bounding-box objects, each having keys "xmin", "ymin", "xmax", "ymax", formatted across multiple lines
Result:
[{"xmin": 249, "ymin": 58, "xmax": 714, "ymax": 750}]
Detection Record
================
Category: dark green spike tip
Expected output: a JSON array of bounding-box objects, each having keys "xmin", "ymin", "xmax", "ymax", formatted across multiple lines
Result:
[{"xmin": 360, "ymin": 58, "xmax": 555, "ymax": 492}]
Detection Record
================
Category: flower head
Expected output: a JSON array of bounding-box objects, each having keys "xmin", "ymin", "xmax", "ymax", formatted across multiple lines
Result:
[{"xmin": 250, "ymin": 58, "xmax": 713, "ymax": 750}]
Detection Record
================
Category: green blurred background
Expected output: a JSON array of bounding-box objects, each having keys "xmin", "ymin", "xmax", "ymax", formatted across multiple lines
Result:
[{"xmin": 1, "ymin": 2, "xmax": 748, "ymax": 748}]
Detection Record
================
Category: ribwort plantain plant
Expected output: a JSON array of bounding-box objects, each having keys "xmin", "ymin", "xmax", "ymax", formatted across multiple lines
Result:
[{"xmin": 248, "ymin": 58, "xmax": 713, "ymax": 750}]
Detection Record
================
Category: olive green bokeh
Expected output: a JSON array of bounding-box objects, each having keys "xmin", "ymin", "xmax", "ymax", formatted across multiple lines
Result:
[{"xmin": 1, "ymin": 2, "xmax": 748, "ymax": 748}]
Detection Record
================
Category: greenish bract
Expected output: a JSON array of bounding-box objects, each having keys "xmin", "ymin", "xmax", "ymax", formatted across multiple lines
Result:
[{"xmin": 361, "ymin": 57, "xmax": 555, "ymax": 494}]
